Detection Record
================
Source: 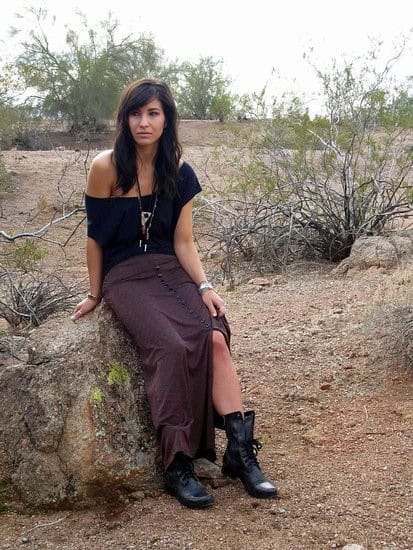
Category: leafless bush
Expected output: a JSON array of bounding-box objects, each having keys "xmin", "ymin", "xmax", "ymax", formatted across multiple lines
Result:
[
  {"xmin": 0, "ymin": 270, "xmax": 82, "ymax": 330},
  {"xmin": 396, "ymin": 306, "xmax": 413, "ymax": 368},
  {"xmin": 403, "ymin": 321, "xmax": 413, "ymax": 368},
  {"xmin": 194, "ymin": 195, "xmax": 301, "ymax": 286}
]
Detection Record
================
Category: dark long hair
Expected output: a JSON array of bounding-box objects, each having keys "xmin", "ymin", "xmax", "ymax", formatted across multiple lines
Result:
[{"xmin": 113, "ymin": 78, "xmax": 182, "ymax": 197}]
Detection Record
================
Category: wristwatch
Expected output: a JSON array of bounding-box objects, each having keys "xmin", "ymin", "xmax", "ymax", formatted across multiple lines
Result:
[{"xmin": 198, "ymin": 281, "xmax": 213, "ymax": 295}]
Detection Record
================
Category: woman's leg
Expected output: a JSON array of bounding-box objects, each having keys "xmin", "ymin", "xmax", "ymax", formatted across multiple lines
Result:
[
  {"xmin": 211, "ymin": 330, "xmax": 243, "ymax": 415},
  {"xmin": 212, "ymin": 331, "xmax": 277, "ymax": 498}
]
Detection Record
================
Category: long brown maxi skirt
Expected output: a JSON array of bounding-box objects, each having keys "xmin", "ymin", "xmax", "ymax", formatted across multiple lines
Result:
[{"xmin": 102, "ymin": 253, "xmax": 231, "ymax": 470}]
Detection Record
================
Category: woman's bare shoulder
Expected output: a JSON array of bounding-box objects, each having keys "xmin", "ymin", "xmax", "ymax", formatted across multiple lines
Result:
[
  {"xmin": 87, "ymin": 150, "xmax": 117, "ymax": 197},
  {"xmin": 91, "ymin": 150, "xmax": 117, "ymax": 175}
]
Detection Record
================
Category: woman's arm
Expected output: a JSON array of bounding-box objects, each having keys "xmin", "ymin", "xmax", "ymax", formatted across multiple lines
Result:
[
  {"xmin": 72, "ymin": 152, "xmax": 114, "ymax": 321},
  {"xmin": 71, "ymin": 238, "xmax": 103, "ymax": 320},
  {"xmin": 174, "ymin": 200, "xmax": 226, "ymax": 318}
]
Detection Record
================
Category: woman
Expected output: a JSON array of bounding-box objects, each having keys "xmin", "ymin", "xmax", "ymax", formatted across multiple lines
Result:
[{"xmin": 72, "ymin": 78, "xmax": 277, "ymax": 509}]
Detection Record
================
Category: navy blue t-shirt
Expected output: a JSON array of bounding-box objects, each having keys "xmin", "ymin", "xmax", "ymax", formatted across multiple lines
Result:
[{"xmin": 85, "ymin": 162, "xmax": 202, "ymax": 277}]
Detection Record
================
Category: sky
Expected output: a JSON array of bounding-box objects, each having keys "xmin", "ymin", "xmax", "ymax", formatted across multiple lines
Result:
[{"xmin": 1, "ymin": 0, "xmax": 412, "ymax": 114}]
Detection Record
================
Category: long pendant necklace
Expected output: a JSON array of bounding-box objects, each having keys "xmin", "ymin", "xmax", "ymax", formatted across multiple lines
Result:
[{"xmin": 136, "ymin": 176, "xmax": 158, "ymax": 252}]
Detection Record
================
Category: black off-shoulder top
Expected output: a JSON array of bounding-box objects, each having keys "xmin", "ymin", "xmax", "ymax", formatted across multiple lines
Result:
[{"xmin": 85, "ymin": 161, "xmax": 202, "ymax": 277}]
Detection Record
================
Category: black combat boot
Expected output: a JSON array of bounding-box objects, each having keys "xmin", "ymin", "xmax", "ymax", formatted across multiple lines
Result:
[
  {"xmin": 222, "ymin": 411, "xmax": 277, "ymax": 499},
  {"xmin": 164, "ymin": 452, "xmax": 214, "ymax": 509}
]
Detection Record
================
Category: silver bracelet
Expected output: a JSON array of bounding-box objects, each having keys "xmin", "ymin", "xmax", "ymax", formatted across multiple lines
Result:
[{"xmin": 198, "ymin": 281, "xmax": 213, "ymax": 295}]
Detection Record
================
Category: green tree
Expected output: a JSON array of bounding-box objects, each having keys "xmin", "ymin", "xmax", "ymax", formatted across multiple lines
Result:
[
  {"xmin": 176, "ymin": 57, "xmax": 234, "ymax": 120},
  {"xmin": 379, "ymin": 81, "xmax": 413, "ymax": 128},
  {"xmin": 0, "ymin": 62, "xmax": 34, "ymax": 148},
  {"xmin": 13, "ymin": 8, "xmax": 168, "ymax": 131},
  {"xmin": 236, "ymin": 87, "xmax": 269, "ymax": 120}
]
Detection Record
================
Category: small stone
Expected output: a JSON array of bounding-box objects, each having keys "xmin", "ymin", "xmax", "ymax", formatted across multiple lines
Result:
[
  {"xmin": 129, "ymin": 491, "xmax": 145, "ymax": 501},
  {"xmin": 193, "ymin": 457, "xmax": 222, "ymax": 478},
  {"xmin": 193, "ymin": 458, "xmax": 230, "ymax": 488},
  {"xmin": 320, "ymin": 383, "xmax": 332, "ymax": 390},
  {"xmin": 248, "ymin": 277, "xmax": 271, "ymax": 286},
  {"xmin": 342, "ymin": 545, "xmax": 366, "ymax": 550}
]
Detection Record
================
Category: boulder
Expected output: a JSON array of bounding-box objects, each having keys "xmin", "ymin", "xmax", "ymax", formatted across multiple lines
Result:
[
  {"xmin": 0, "ymin": 303, "xmax": 160, "ymax": 509},
  {"xmin": 334, "ymin": 231, "xmax": 413, "ymax": 275}
]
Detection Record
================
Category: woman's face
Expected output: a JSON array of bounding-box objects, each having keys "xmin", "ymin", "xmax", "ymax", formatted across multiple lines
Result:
[{"xmin": 128, "ymin": 98, "xmax": 166, "ymax": 148}]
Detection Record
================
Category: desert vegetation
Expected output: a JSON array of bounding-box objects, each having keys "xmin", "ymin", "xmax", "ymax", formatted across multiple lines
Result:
[
  {"xmin": 0, "ymin": 9, "xmax": 412, "ymax": 335},
  {"xmin": 0, "ymin": 8, "xmax": 412, "ymax": 549}
]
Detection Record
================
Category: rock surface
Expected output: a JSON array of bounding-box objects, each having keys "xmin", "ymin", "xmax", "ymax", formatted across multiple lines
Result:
[
  {"xmin": 0, "ymin": 303, "xmax": 160, "ymax": 509},
  {"xmin": 334, "ymin": 231, "xmax": 413, "ymax": 275}
]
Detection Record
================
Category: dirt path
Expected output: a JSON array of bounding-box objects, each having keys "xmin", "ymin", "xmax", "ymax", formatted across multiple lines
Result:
[
  {"xmin": 0, "ymin": 131, "xmax": 412, "ymax": 549},
  {"xmin": 0, "ymin": 263, "xmax": 411, "ymax": 549}
]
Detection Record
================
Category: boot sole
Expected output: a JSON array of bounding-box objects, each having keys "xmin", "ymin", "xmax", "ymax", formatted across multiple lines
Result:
[{"xmin": 165, "ymin": 486, "xmax": 214, "ymax": 509}]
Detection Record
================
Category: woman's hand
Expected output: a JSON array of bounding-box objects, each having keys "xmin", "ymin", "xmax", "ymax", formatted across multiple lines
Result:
[
  {"xmin": 71, "ymin": 297, "xmax": 99, "ymax": 321},
  {"xmin": 202, "ymin": 289, "xmax": 226, "ymax": 318}
]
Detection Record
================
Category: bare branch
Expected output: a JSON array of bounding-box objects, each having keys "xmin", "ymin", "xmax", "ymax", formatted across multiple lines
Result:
[{"xmin": 0, "ymin": 207, "xmax": 85, "ymax": 243}]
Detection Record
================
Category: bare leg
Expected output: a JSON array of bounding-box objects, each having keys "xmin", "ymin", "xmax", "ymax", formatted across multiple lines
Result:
[{"xmin": 211, "ymin": 330, "xmax": 244, "ymax": 416}]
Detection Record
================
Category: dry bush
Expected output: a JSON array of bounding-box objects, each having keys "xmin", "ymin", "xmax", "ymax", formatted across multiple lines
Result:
[
  {"xmin": 401, "ymin": 309, "xmax": 413, "ymax": 367},
  {"xmin": 0, "ymin": 155, "xmax": 11, "ymax": 192},
  {"xmin": 0, "ymin": 270, "xmax": 82, "ymax": 330},
  {"xmin": 200, "ymin": 45, "xmax": 413, "ymax": 281}
]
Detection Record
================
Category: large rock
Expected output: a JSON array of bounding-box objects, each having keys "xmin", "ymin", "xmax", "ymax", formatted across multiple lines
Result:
[
  {"xmin": 0, "ymin": 303, "xmax": 160, "ymax": 509},
  {"xmin": 334, "ymin": 231, "xmax": 413, "ymax": 275}
]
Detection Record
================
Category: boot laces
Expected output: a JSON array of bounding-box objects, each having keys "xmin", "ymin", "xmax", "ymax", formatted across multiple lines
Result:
[
  {"xmin": 244, "ymin": 438, "xmax": 262, "ymax": 468},
  {"xmin": 176, "ymin": 457, "xmax": 195, "ymax": 484},
  {"xmin": 251, "ymin": 438, "xmax": 262, "ymax": 455}
]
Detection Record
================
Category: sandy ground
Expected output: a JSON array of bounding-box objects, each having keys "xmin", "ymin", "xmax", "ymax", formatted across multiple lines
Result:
[{"xmin": 0, "ymin": 122, "xmax": 412, "ymax": 549}]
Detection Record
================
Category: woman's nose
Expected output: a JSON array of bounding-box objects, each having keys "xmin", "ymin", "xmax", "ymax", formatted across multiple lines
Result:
[{"xmin": 139, "ymin": 115, "xmax": 149, "ymax": 127}]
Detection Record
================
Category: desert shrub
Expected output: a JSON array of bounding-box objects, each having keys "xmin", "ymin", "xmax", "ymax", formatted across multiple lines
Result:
[
  {"xmin": 7, "ymin": 239, "xmax": 47, "ymax": 271},
  {"xmin": 195, "ymin": 156, "xmax": 300, "ymax": 284},
  {"xmin": 203, "ymin": 47, "xmax": 413, "ymax": 283},
  {"xmin": 0, "ymin": 271, "xmax": 81, "ymax": 329},
  {"xmin": 0, "ymin": 156, "xmax": 11, "ymax": 191},
  {"xmin": 393, "ymin": 306, "xmax": 413, "ymax": 368},
  {"xmin": 12, "ymin": 127, "xmax": 51, "ymax": 150},
  {"xmin": 261, "ymin": 51, "xmax": 413, "ymax": 262},
  {"xmin": 176, "ymin": 57, "xmax": 235, "ymax": 120},
  {"xmin": 402, "ymin": 313, "xmax": 413, "ymax": 368}
]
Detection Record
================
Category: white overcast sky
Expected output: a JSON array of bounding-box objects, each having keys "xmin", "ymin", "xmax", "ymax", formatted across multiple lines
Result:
[{"xmin": 1, "ymin": 0, "xmax": 412, "ymax": 113}]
